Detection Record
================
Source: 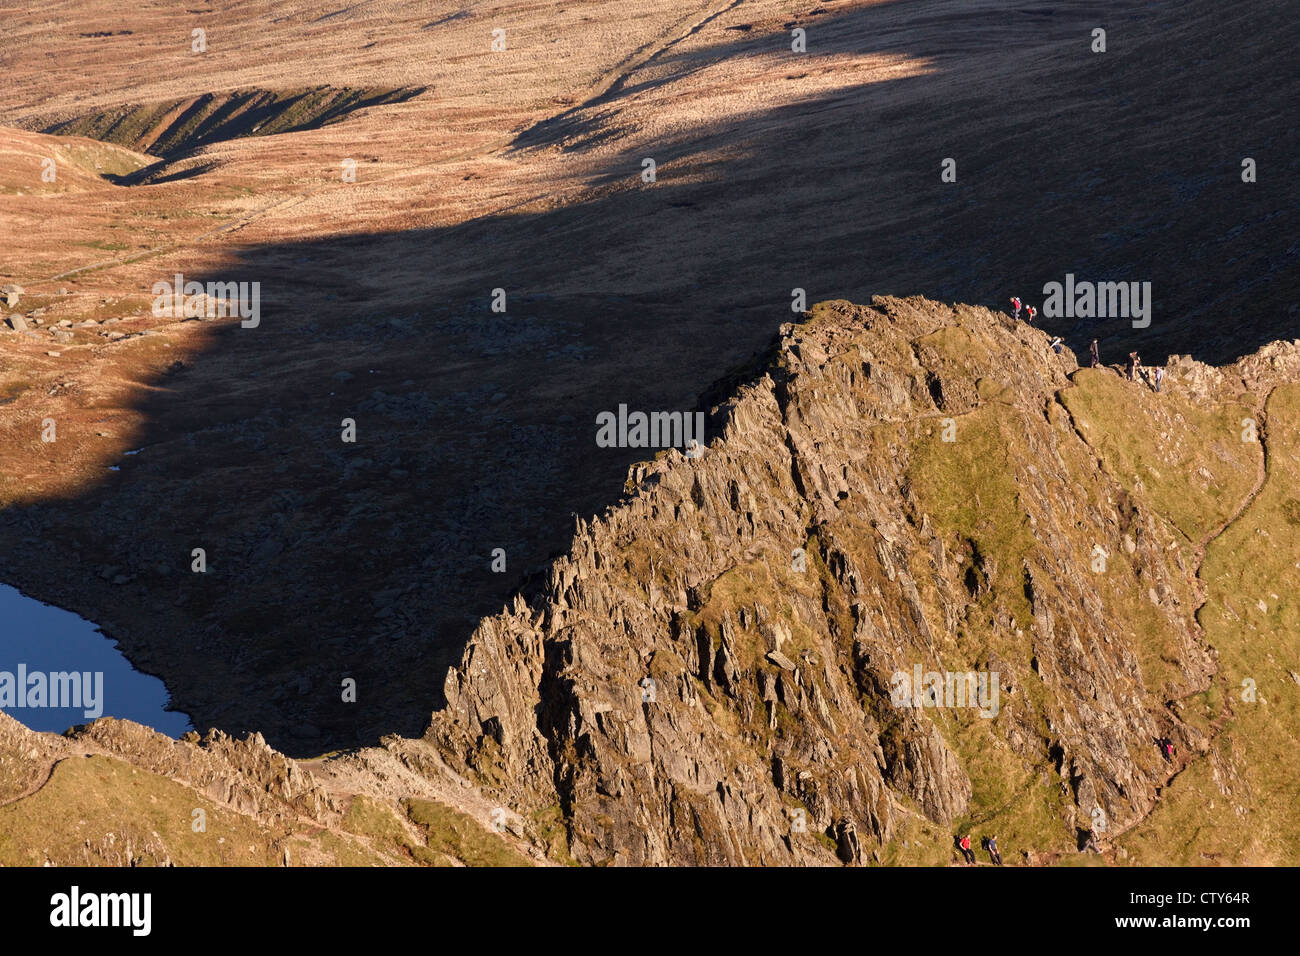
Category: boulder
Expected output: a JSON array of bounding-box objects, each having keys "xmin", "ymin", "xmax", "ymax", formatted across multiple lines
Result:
[{"xmin": 765, "ymin": 649, "xmax": 797, "ymax": 672}]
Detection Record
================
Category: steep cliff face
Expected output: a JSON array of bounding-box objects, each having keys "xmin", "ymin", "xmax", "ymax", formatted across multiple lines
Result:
[{"xmin": 426, "ymin": 296, "xmax": 1300, "ymax": 865}]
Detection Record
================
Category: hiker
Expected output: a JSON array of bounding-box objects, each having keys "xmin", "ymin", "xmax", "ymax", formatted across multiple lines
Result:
[
  {"xmin": 1126, "ymin": 351, "xmax": 1139, "ymax": 381},
  {"xmin": 1089, "ymin": 339, "xmax": 1100, "ymax": 368},
  {"xmin": 1157, "ymin": 737, "xmax": 1175, "ymax": 762},
  {"xmin": 957, "ymin": 834, "xmax": 977, "ymax": 864},
  {"xmin": 1050, "ymin": 336, "xmax": 1064, "ymax": 354},
  {"xmin": 1025, "ymin": 305, "xmax": 1037, "ymax": 324},
  {"xmin": 983, "ymin": 835, "xmax": 1003, "ymax": 866},
  {"xmin": 1010, "ymin": 296, "xmax": 1022, "ymax": 321},
  {"xmin": 1154, "ymin": 366, "xmax": 1165, "ymax": 392},
  {"xmin": 1081, "ymin": 829, "xmax": 1102, "ymax": 854}
]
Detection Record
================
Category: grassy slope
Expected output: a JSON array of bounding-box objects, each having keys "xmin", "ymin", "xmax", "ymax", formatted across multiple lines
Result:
[
  {"xmin": 0, "ymin": 750, "xmax": 533, "ymax": 866},
  {"xmin": 883, "ymin": 348, "xmax": 1274, "ymax": 864},
  {"xmin": 0, "ymin": 128, "xmax": 148, "ymax": 194},
  {"xmin": 46, "ymin": 87, "xmax": 422, "ymax": 159},
  {"xmin": 1119, "ymin": 385, "xmax": 1300, "ymax": 865},
  {"xmin": 0, "ymin": 754, "xmax": 284, "ymax": 866},
  {"xmin": 899, "ymin": 400, "xmax": 1069, "ymax": 861},
  {"xmin": 1058, "ymin": 368, "xmax": 1257, "ymax": 543},
  {"xmin": 334, "ymin": 793, "xmax": 533, "ymax": 867}
]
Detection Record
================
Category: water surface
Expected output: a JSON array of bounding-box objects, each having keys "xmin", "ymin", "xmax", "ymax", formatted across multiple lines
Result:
[{"xmin": 0, "ymin": 583, "xmax": 192, "ymax": 736}]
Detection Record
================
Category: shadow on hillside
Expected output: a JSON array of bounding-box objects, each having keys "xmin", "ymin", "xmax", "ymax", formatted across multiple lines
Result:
[{"xmin": 2, "ymin": 0, "xmax": 1297, "ymax": 756}]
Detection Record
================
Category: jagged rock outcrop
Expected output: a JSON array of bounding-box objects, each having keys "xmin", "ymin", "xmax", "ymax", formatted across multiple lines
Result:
[
  {"xmin": 6, "ymin": 295, "xmax": 1298, "ymax": 866},
  {"xmin": 0, "ymin": 712, "xmax": 335, "ymax": 826},
  {"xmin": 424, "ymin": 296, "xmax": 1300, "ymax": 865}
]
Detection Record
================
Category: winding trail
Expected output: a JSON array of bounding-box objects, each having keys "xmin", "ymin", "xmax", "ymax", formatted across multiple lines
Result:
[
  {"xmin": 1189, "ymin": 386, "xmax": 1275, "ymax": 614},
  {"xmin": 1051, "ymin": 366, "xmax": 1277, "ymax": 858},
  {"xmin": 1132, "ymin": 385, "xmax": 1274, "ymax": 848},
  {"xmin": 0, "ymin": 751, "xmax": 90, "ymax": 810}
]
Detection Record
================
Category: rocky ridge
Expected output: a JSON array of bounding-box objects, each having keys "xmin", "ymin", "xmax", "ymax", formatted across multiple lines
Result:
[
  {"xmin": 4, "ymin": 295, "xmax": 1299, "ymax": 866},
  {"xmin": 424, "ymin": 296, "xmax": 1300, "ymax": 864}
]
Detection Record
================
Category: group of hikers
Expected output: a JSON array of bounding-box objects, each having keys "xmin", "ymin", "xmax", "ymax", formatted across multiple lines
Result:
[
  {"xmin": 955, "ymin": 832, "xmax": 1003, "ymax": 866},
  {"xmin": 1010, "ymin": 297, "xmax": 1166, "ymax": 391},
  {"xmin": 1009, "ymin": 296, "xmax": 1036, "ymax": 324},
  {"xmin": 1123, "ymin": 349, "xmax": 1165, "ymax": 391},
  {"xmin": 955, "ymin": 736, "xmax": 1179, "ymax": 864},
  {"xmin": 953, "ymin": 736, "xmax": 1180, "ymax": 865}
]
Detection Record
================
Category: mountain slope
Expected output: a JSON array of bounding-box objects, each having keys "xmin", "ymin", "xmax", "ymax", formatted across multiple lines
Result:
[
  {"xmin": 3, "ymin": 296, "xmax": 1297, "ymax": 865},
  {"xmin": 2, "ymin": 0, "xmax": 1296, "ymax": 756},
  {"xmin": 423, "ymin": 296, "xmax": 1300, "ymax": 864}
]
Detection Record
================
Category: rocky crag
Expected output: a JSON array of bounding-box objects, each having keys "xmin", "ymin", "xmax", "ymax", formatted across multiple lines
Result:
[{"xmin": 4, "ymin": 296, "xmax": 1299, "ymax": 865}]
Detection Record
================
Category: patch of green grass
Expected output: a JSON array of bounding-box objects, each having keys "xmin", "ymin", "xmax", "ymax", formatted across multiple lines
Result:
[
  {"xmin": 1059, "ymin": 369, "xmax": 1257, "ymax": 541},
  {"xmin": 59, "ymin": 142, "xmax": 149, "ymax": 178},
  {"xmin": 76, "ymin": 239, "xmax": 130, "ymax": 252},
  {"xmin": 530, "ymin": 803, "xmax": 578, "ymax": 865},
  {"xmin": 50, "ymin": 87, "xmax": 423, "ymax": 158},
  {"xmin": 875, "ymin": 800, "xmax": 954, "ymax": 866},
  {"xmin": 908, "ymin": 403, "xmax": 1036, "ymax": 625},
  {"xmin": 340, "ymin": 793, "xmax": 421, "ymax": 863},
  {"xmin": 404, "ymin": 798, "xmax": 533, "ymax": 867},
  {"xmin": 945, "ymin": 712, "xmax": 1073, "ymax": 858},
  {"xmin": 286, "ymin": 826, "xmax": 393, "ymax": 867}
]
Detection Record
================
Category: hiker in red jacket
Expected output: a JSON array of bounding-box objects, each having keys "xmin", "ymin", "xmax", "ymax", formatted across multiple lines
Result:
[
  {"xmin": 1010, "ymin": 296, "xmax": 1022, "ymax": 321},
  {"xmin": 958, "ymin": 834, "xmax": 977, "ymax": 864},
  {"xmin": 1025, "ymin": 305, "xmax": 1036, "ymax": 324}
]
